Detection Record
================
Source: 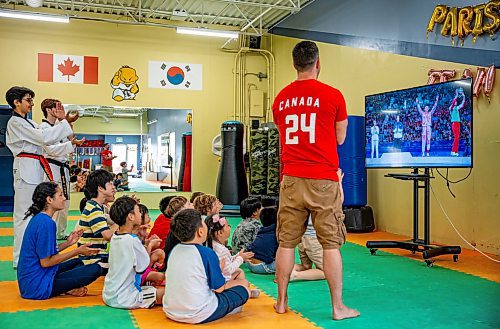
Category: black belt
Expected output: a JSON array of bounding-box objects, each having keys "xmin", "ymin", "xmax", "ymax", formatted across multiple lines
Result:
[{"xmin": 47, "ymin": 158, "xmax": 70, "ymax": 200}]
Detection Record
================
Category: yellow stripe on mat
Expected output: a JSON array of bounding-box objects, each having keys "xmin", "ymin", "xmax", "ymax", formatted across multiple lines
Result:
[
  {"xmin": 131, "ymin": 289, "xmax": 319, "ymax": 329},
  {"xmin": 0, "ymin": 217, "xmax": 12, "ymax": 223},
  {"xmin": 0, "ymin": 278, "xmax": 105, "ymax": 313},
  {"xmin": 0, "ymin": 247, "xmax": 12, "ymax": 261},
  {"xmin": 0, "ymin": 228, "xmax": 13, "ymax": 236}
]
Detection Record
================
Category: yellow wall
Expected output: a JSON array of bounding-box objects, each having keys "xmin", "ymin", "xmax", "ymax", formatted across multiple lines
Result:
[
  {"xmin": 2, "ymin": 16, "xmax": 497, "ymax": 254},
  {"xmin": 271, "ymin": 35, "xmax": 500, "ymax": 254},
  {"xmin": 0, "ymin": 18, "xmax": 266, "ymax": 194},
  {"xmin": 74, "ymin": 117, "xmax": 147, "ymax": 135}
]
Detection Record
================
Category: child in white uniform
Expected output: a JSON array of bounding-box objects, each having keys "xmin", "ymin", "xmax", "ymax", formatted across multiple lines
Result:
[{"xmin": 39, "ymin": 98, "xmax": 84, "ymax": 239}]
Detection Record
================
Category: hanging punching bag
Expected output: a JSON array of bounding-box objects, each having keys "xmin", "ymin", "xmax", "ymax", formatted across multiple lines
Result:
[
  {"xmin": 177, "ymin": 132, "xmax": 192, "ymax": 191},
  {"xmin": 216, "ymin": 121, "xmax": 248, "ymax": 205},
  {"xmin": 266, "ymin": 127, "xmax": 280, "ymax": 196},
  {"xmin": 249, "ymin": 127, "xmax": 268, "ymax": 195},
  {"xmin": 182, "ymin": 132, "xmax": 192, "ymax": 191}
]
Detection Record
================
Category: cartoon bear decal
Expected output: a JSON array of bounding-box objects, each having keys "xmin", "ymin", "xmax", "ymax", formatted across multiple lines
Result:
[{"xmin": 111, "ymin": 66, "xmax": 139, "ymax": 101}]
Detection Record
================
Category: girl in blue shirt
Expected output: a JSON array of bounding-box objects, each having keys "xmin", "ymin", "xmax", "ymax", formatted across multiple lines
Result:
[{"xmin": 17, "ymin": 182, "xmax": 101, "ymax": 299}]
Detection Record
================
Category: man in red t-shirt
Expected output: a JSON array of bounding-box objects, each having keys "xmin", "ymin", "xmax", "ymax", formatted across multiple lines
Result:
[
  {"xmin": 272, "ymin": 41, "xmax": 359, "ymax": 320},
  {"xmin": 101, "ymin": 143, "xmax": 116, "ymax": 172}
]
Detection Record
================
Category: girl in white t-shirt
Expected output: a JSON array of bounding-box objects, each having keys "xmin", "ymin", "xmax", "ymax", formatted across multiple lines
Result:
[{"xmin": 205, "ymin": 214, "xmax": 260, "ymax": 298}]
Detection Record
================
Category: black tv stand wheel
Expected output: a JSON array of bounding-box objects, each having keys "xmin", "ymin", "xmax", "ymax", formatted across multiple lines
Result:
[
  {"xmin": 453, "ymin": 255, "xmax": 459, "ymax": 262},
  {"xmin": 369, "ymin": 248, "xmax": 377, "ymax": 255}
]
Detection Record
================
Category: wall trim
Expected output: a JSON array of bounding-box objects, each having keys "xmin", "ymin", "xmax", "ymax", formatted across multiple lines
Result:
[{"xmin": 270, "ymin": 27, "xmax": 499, "ymax": 67}]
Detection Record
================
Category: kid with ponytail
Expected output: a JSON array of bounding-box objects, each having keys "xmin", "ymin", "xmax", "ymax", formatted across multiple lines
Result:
[
  {"xmin": 205, "ymin": 214, "xmax": 259, "ymax": 298},
  {"xmin": 17, "ymin": 182, "xmax": 102, "ymax": 300}
]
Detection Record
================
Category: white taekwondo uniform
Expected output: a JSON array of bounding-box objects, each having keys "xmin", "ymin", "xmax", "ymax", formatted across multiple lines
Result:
[
  {"xmin": 39, "ymin": 119, "xmax": 74, "ymax": 239},
  {"xmin": 6, "ymin": 112, "xmax": 73, "ymax": 268}
]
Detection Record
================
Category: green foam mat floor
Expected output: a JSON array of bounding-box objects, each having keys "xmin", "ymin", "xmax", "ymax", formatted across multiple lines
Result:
[
  {"xmin": 0, "ymin": 236, "xmax": 13, "ymax": 247},
  {"xmin": 0, "ymin": 306, "xmax": 136, "ymax": 329},
  {"xmin": 243, "ymin": 242, "xmax": 500, "ymax": 329},
  {"xmin": 0, "ymin": 261, "xmax": 17, "ymax": 281}
]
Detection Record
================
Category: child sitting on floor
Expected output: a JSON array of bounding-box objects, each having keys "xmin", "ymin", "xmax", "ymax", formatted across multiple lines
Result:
[
  {"xmin": 190, "ymin": 191, "xmax": 205, "ymax": 204},
  {"xmin": 164, "ymin": 209, "xmax": 250, "ymax": 324},
  {"xmin": 246, "ymin": 196, "xmax": 279, "ymax": 274},
  {"xmin": 205, "ymin": 214, "xmax": 260, "ymax": 298},
  {"xmin": 149, "ymin": 196, "xmax": 190, "ymax": 249},
  {"xmin": 193, "ymin": 194, "xmax": 223, "ymax": 217},
  {"xmin": 291, "ymin": 169, "xmax": 345, "ymax": 281},
  {"xmin": 231, "ymin": 196, "xmax": 262, "ymax": 253},
  {"xmin": 103, "ymin": 196, "xmax": 165, "ymax": 309},
  {"xmin": 77, "ymin": 169, "xmax": 118, "ymax": 274},
  {"xmin": 137, "ymin": 204, "xmax": 165, "ymax": 286},
  {"xmin": 17, "ymin": 182, "xmax": 101, "ymax": 300}
]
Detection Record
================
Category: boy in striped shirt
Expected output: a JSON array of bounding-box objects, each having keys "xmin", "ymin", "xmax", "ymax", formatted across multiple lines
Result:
[{"xmin": 77, "ymin": 169, "xmax": 118, "ymax": 273}]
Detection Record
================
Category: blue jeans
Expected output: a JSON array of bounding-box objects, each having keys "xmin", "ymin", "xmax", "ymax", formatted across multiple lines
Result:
[
  {"xmin": 50, "ymin": 259, "xmax": 101, "ymax": 297},
  {"xmin": 247, "ymin": 261, "xmax": 276, "ymax": 274},
  {"xmin": 200, "ymin": 286, "xmax": 249, "ymax": 324}
]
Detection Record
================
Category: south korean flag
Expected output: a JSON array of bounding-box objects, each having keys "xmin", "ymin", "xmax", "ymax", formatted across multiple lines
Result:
[{"xmin": 148, "ymin": 61, "xmax": 202, "ymax": 90}]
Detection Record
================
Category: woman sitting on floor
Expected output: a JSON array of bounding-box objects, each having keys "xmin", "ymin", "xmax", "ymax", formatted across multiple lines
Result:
[{"xmin": 17, "ymin": 182, "xmax": 102, "ymax": 300}]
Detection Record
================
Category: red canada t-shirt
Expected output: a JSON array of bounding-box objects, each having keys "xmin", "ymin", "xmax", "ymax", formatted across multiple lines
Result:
[
  {"xmin": 272, "ymin": 79, "xmax": 347, "ymax": 181},
  {"xmin": 101, "ymin": 150, "xmax": 112, "ymax": 166},
  {"xmin": 148, "ymin": 214, "xmax": 171, "ymax": 250}
]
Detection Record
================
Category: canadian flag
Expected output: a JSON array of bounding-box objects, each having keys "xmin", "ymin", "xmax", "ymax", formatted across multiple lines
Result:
[{"xmin": 38, "ymin": 53, "xmax": 98, "ymax": 84}]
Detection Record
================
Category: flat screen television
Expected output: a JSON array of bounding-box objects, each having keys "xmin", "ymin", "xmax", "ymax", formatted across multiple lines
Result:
[{"xmin": 365, "ymin": 78, "xmax": 472, "ymax": 168}]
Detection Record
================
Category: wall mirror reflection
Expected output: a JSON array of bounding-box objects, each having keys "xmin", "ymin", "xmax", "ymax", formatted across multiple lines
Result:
[{"xmin": 66, "ymin": 105, "xmax": 193, "ymax": 192}]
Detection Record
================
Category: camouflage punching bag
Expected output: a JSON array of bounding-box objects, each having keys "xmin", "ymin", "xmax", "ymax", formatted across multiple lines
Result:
[
  {"xmin": 266, "ymin": 127, "xmax": 280, "ymax": 196},
  {"xmin": 250, "ymin": 128, "xmax": 268, "ymax": 195}
]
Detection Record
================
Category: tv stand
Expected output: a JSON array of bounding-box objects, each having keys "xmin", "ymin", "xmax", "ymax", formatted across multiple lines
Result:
[{"xmin": 366, "ymin": 168, "xmax": 461, "ymax": 267}]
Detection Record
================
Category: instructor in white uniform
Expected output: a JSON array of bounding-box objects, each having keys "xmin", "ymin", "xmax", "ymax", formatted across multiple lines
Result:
[
  {"xmin": 5, "ymin": 87, "xmax": 78, "ymax": 268},
  {"xmin": 39, "ymin": 98, "xmax": 84, "ymax": 239}
]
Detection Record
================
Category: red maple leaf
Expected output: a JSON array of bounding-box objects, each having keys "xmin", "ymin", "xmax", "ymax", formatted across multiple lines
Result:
[{"xmin": 57, "ymin": 57, "xmax": 80, "ymax": 81}]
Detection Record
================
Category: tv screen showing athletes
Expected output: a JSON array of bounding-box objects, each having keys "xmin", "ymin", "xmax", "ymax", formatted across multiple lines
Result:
[{"xmin": 365, "ymin": 78, "xmax": 472, "ymax": 168}]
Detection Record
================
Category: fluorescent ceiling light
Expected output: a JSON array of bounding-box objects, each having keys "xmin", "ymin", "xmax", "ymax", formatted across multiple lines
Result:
[
  {"xmin": 176, "ymin": 27, "xmax": 238, "ymax": 39},
  {"xmin": 0, "ymin": 9, "xmax": 69, "ymax": 23}
]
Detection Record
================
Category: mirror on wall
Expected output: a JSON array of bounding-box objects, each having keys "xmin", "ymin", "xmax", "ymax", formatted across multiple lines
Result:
[{"xmin": 65, "ymin": 105, "xmax": 192, "ymax": 192}]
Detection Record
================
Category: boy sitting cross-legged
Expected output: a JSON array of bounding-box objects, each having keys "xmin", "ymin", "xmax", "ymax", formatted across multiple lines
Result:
[
  {"xmin": 77, "ymin": 169, "xmax": 118, "ymax": 273},
  {"xmin": 163, "ymin": 209, "xmax": 250, "ymax": 324},
  {"xmin": 231, "ymin": 196, "xmax": 262, "ymax": 253},
  {"xmin": 103, "ymin": 196, "xmax": 165, "ymax": 309}
]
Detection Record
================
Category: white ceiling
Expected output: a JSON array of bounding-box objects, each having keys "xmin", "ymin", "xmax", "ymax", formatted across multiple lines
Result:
[{"xmin": 1, "ymin": 0, "xmax": 315, "ymax": 35}]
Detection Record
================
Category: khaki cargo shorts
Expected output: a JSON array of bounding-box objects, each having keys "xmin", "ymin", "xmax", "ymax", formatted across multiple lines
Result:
[{"xmin": 277, "ymin": 175, "xmax": 346, "ymax": 249}]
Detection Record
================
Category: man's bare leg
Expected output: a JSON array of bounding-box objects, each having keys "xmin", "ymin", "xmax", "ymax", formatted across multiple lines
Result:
[
  {"xmin": 274, "ymin": 246, "xmax": 295, "ymax": 313},
  {"xmin": 323, "ymin": 249, "xmax": 360, "ymax": 320}
]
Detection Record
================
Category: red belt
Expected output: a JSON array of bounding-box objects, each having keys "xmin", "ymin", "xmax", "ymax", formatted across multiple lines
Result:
[{"xmin": 17, "ymin": 152, "xmax": 54, "ymax": 181}]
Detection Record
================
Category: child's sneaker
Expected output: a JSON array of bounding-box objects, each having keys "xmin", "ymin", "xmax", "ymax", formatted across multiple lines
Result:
[
  {"xmin": 250, "ymin": 289, "xmax": 260, "ymax": 298},
  {"xmin": 228, "ymin": 306, "xmax": 243, "ymax": 315}
]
